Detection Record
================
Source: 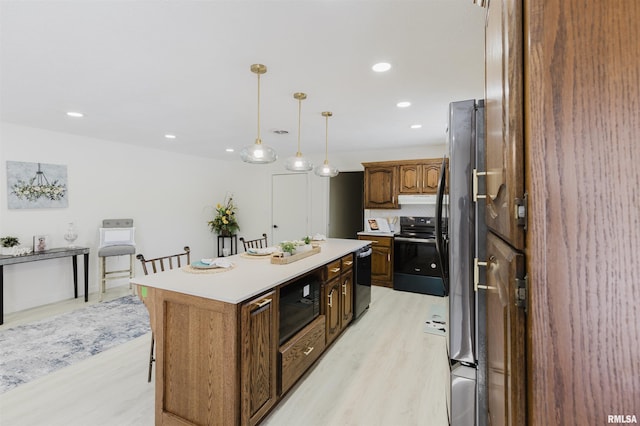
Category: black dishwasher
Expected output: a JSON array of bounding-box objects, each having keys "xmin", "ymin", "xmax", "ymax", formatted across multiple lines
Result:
[{"xmin": 354, "ymin": 245, "xmax": 372, "ymax": 319}]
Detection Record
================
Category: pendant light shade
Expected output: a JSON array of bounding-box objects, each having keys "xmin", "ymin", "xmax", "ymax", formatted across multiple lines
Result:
[
  {"xmin": 240, "ymin": 64, "xmax": 277, "ymax": 164},
  {"xmin": 314, "ymin": 111, "xmax": 339, "ymax": 177},
  {"xmin": 285, "ymin": 92, "xmax": 313, "ymax": 172}
]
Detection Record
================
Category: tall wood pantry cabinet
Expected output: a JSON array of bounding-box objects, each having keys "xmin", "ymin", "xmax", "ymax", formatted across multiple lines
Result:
[{"xmin": 481, "ymin": 0, "xmax": 640, "ymax": 424}]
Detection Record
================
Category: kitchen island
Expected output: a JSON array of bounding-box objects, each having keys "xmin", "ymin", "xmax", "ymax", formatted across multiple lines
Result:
[{"xmin": 131, "ymin": 238, "xmax": 369, "ymax": 426}]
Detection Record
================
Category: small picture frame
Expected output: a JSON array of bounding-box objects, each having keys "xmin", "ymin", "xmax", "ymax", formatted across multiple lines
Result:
[
  {"xmin": 33, "ymin": 235, "xmax": 49, "ymax": 252},
  {"xmin": 367, "ymin": 219, "xmax": 380, "ymax": 231}
]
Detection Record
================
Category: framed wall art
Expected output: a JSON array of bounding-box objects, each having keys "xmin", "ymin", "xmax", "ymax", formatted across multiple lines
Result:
[{"xmin": 6, "ymin": 161, "xmax": 69, "ymax": 209}]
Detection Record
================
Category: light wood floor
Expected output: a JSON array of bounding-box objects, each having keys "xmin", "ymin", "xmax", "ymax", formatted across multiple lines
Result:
[{"xmin": 0, "ymin": 286, "xmax": 449, "ymax": 426}]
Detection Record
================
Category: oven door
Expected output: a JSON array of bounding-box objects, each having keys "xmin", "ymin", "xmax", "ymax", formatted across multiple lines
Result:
[{"xmin": 393, "ymin": 237, "xmax": 446, "ymax": 296}]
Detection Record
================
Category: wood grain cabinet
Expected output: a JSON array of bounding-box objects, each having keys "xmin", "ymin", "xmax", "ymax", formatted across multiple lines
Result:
[
  {"xmin": 398, "ymin": 159, "xmax": 444, "ymax": 194},
  {"xmin": 364, "ymin": 159, "xmax": 447, "ymax": 208},
  {"xmin": 358, "ymin": 235, "xmax": 393, "ymax": 288},
  {"xmin": 323, "ymin": 254, "xmax": 355, "ymax": 347},
  {"xmin": 241, "ymin": 291, "xmax": 278, "ymax": 426},
  {"xmin": 363, "ymin": 164, "xmax": 398, "ymax": 209},
  {"xmin": 279, "ymin": 315, "xmax": 326, "ymax": 394},
  {"xmin": 340, "ymin": 254, "xmax": 354, "ymax": 326}
]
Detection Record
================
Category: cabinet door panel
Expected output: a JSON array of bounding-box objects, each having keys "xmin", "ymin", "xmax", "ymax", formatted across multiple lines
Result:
[
  {"xmin": 241, "ymin": 291, "xmax": 277, "ymax": 425},
  {"xmin": 341, "ymin": 269, "xmax": 353, "ymax": 327},
  {"xmin": 486, "ymin": 233, "xmax": 526, "ymax": 426},
  {"xmin": 364, "ymin": 166, "xmax": 397, "ymax": 208},
  {"xmin": 422, "ymin": 162, "xmax": 441, "ymax": 194},
  {"xmin": 324, "ymin": 279, "xmax": 341, "ymax": 345},
  {"xmin": 485, "ymin": 0, "xmax": 525, "ymax": 250},
  {"xmin": 399, "ymin": 164, "xmax": 420, "ymax": 194}
]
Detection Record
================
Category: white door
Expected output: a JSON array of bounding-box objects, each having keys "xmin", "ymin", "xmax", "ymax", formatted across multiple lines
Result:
[{"xmin": 272, "ymin": 173, "xmax": 309, "ymax": 243}]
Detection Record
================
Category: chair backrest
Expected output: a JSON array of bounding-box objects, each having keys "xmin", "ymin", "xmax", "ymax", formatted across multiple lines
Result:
[
  {"xmin": 99, "ymin": 218, "xmax": 135, "ymax": 249},
  {"xmin": 136, "ymin": 246, "xmax": 190, "ymax": 275},
  {"xmin": 239, "ymin": 233, "xmax": 268, "ymax": 251}
]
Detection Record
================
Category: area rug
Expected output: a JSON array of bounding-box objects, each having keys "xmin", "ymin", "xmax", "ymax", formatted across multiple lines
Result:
[{"xmin": 0, "ymin": 295, "xmax": 150, "ymax": 394}]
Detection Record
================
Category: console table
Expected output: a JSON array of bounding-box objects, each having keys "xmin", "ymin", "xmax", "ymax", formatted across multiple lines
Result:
[{"xmin": 0, "ymin": 246, "xmax": 90, "ymax": 325}]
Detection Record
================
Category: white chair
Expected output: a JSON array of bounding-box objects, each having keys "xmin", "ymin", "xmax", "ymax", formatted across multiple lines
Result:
[{"xmin": 98, "ymin": 219, "xmax": 135, "ymax": 298}]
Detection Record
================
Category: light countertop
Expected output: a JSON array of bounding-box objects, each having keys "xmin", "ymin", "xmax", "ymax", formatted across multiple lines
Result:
[
  {"xmin": 357, "ymin": 231, "xmax": 396, "ymax": 237},
  {"xmin": 130, "ymin": 238, "xmax": 370, "ymax": 304}
]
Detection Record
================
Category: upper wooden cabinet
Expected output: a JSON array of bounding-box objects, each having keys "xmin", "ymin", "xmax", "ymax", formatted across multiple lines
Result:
[
  {"xmin": 398, "ymin": 159, "xmax": 447, "ymax": 194},
  {"xmin": 363, "ymin": 164, "xmax": 397, "ymax": 209},
  {"xmin": 363, "ymin": 158, "xmax": 447, "ymax": 208}
]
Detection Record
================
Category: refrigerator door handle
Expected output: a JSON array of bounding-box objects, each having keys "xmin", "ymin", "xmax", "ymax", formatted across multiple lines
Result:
[
  {"xmin": 435, "ymin": 156, "xmax": 449, "ymax": 294},
  {"xmin": 473, "ymin": 168, "xmax": 487, "ymax": 203}
]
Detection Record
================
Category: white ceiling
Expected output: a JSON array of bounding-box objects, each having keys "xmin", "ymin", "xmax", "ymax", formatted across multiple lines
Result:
[{"xmin": 0, "ymin": 0, "xmax": 486, "ymax": 161}]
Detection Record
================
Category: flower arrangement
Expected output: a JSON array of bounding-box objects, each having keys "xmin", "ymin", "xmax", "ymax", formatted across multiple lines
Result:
[
  {"xmin": 12, "ymin": 178, "xmax": 66, "ymax": 201},
  {"xmin": 279, "ymin": 237, "xmax": 312, "ymax": 255},
  {"xmin": 208, "ymin": 195, "xmax": 240, "ymax": 235}
]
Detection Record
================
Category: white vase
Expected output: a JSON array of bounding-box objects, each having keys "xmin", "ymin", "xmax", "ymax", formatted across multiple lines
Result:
[
  {"xmin": 1, "ymin": 247, "xmax": 16, "ymax": 256},
  {"xmin": 294, "ymin": 244, "xmax": 312, "ymax": 254}
]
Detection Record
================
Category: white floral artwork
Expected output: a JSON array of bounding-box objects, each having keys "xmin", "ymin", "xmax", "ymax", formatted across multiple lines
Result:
[{"xmin": 6, "ymin": 161, "xmax": 69, "ymax": 209}]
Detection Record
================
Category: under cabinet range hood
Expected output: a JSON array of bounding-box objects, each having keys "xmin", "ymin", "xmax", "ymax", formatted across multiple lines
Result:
[{"xmin": 398, "ymin": 194, "xmax": 448, "ymax": 205}]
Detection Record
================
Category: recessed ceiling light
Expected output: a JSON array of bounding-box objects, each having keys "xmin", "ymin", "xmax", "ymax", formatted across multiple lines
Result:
[
  {"xmin": 273, "ymin": 129, "xmax": 289, "ymax": 135},
  {"xmin": 226, "ymin": 148, "xmax": 235, "ymax": 153},
  {"xmin": 372, "ymin": 62, "xmax": 391, "ymax": 72},
  {"xmin": 396, "ymin": 101, "xmax": 411, "ymax": 108},
  {"xmin": 410, "ymin": 124, "xmax": 422, "ymax": 129},
  {"xmin": 66, "ymin": 111, "xmax": 84, "ymax": 118},
  {"xmin": 164, "ymin": 134, "xmax": 176, "ymax": 139}
]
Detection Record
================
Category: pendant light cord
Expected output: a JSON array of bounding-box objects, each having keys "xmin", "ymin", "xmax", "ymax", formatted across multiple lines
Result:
[
  {"xmin": 297, "ymin": 98, "xmax": 302, "ymax": 154},
  {"xmin": 256, "ymin": 73, "xmax": 261, "ymax": 142},
  {"xmin": 324, "ymin": 114, "xmax": 329, "ymax": 162}
]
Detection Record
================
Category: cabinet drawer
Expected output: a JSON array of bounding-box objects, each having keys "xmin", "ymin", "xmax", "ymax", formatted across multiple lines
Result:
[
  {"xmin": 325, "ymin": 259, "xmax": 342, "ymax": 282},
  {"xmin": 279, "ymin": 315, "xmax": 326, "ymax": 394},
  {"xmin": 341, "ymin": 254, "xmax": 354, "ymax": 272},
  {"xmin": 358, "ymin": 235, "xmax": 393, "ymax": 247}
]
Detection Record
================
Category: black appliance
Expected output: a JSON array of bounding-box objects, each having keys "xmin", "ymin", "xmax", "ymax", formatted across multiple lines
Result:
[
  {"xmin": 278, "ymin": 272, "xmax": 321, "ymax": 345},
  {"xmin": 354, "ymin": 245, "xmax": 372, "ymax": 319},
  {"xmin": 393, "ymin": 216, "xmax": 446, "ymax": 296}
]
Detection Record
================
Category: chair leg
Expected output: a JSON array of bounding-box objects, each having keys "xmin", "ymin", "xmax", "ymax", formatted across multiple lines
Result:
[
  {"xmin": 129, "ymin": 254, "xmax": 135, "ymax": 291},
  {"xmin": 99, "ymin": 257, "xmax": 106, "ymax": 301},
  {"xmin": 148, "ymin": 333, "xmax": 155, "ymax": 383}
]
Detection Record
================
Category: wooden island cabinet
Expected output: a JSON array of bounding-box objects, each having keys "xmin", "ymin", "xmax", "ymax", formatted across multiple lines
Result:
[
  {"xmin": 322, "ymin": 253, "xmax": 354, "ymax": 347},
  {"xmin": 132, "ymin": 239, "xmax": 370, "ymax": 426}
]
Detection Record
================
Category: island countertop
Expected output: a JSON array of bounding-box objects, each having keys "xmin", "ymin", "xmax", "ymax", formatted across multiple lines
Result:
[{"xmin": 130, "ymin": 238, "xmax": 370, "ymax": 304}]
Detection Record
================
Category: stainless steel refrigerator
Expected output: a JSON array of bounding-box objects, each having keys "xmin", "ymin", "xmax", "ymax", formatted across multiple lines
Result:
[{"xmin": 436, "ymin": 99, "xmax": 487, "ymax": 426}]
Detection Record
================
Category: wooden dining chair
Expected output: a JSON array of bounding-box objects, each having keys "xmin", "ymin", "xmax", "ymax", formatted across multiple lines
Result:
[
  {"xmin": 239, "ymin": 233, "xmax": 268, "ymax": 251},
  {"xmin": 136, "ymin": 246, "xmax": 190, "ymax": 382}
]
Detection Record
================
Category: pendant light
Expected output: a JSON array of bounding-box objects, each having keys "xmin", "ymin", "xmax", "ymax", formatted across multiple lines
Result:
[
  {"xmin": 314, "ymin": 111, "xmax": 339, "ymax": 177},
  {"xmin": 240, "ymin": 64, "xmax": 277, "ymax": 164},
  {"xmin": 285, "ymin": 92, "xmax": 313, "ymax": 171}
]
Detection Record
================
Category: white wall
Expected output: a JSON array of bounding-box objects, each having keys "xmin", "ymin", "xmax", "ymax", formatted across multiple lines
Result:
[
  {"xmin": 0, "ymin": 122, "xmax": 445, "ymax": 314},
  {"xmin": 0, "ymin": 123, "xmax": 243, "ymax": 313}
]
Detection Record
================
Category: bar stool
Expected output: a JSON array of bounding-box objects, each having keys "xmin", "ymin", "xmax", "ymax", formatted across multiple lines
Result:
[{"xmin": 98, "ymin": 219, "xmax": 136, "ymax": 298}]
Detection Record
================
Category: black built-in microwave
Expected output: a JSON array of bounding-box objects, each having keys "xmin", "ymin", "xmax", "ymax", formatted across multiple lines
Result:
[{"xmin": 279, "ymin": 271, "xmax": 321, "ymax": 345}]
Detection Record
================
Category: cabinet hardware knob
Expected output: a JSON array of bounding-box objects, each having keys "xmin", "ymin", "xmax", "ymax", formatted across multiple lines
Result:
[
  {"xmin": 344, "ymin": 261, "xmax": 353, "ymax": 266},
  {"xmin": 328, "ymin": 290, "xmax": 333, "ymax": 308},
  {"xmin": 330, "ymin": 267, "xmax": 341, "ymax": 273},
  {"xmin": 303, "ymin": 346, "xmax": 314, "ymax": 356}
]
